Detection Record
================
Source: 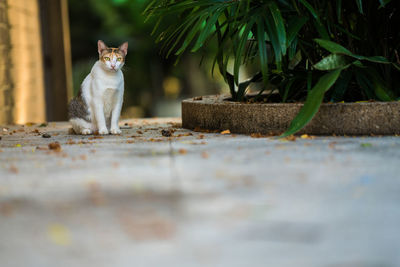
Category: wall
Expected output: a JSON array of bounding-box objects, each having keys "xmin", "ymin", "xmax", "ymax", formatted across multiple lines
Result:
[
  {"xmin": 0, "ymin": 0, "xmax": 13, "ymax": 124},
  {"xmin": 7, "ymin": 0, "xmax": 46, "ymax": 124}
]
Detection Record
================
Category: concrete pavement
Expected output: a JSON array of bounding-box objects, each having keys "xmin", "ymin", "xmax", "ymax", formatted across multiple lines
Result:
[{"xmin": 1, "ymin": 118, "xmax": 400, "ymax": 267}]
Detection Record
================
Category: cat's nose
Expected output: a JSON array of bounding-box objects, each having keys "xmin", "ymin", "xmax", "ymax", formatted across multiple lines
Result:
[{"xmin": 111, "ymin": 64, "xmax": 116, "ymax": 69}]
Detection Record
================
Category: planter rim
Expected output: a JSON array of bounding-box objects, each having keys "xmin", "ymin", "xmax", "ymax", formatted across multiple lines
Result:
[
  {"xmin": 181, "ymin": 94, "xmax": 400, "ymax": 135},
  {"xmin": 182, "ymin": 94, "xmax": 400, "ymax": 107}
]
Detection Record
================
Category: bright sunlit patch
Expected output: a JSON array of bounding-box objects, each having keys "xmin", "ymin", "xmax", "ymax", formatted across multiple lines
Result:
[
  {"xmin": 48, "ymin": 224, "xmax": 71, "ymax": 246},
  {"xmin": 163, "ymin": 77, "xmax": 181, "ymax": 98}
]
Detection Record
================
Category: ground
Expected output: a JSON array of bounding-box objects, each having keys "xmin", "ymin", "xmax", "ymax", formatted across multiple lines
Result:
[{"xmin": 0, "ymin": 118, "xmax": 400, "ymax": 267}]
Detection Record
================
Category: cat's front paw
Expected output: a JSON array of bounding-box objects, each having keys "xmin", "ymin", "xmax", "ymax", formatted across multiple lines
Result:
[
  {"xmin": 110, "ymin": 128, "xmax": 122, "ymax": 135},
  {"xmin": 81, "ymin": 129, "xmax": 92, "ymax": 135},
  {"xmin": 98, "ymin": 128, "xmax": 109, "ymax": 135}
]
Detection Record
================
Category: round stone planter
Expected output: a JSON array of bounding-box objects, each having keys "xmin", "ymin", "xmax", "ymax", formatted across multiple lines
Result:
[{"xmin": 182, "ymin": 95, "xmax": 400, "ymax": 135}]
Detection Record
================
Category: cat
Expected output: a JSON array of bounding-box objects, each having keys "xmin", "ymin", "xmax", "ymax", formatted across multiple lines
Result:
[{"xmin": 68, "ymin": 40, "xmax": 128, "ymax": 135}]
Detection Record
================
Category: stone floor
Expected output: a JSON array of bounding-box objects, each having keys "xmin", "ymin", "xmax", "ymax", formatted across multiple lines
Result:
[{"xmin": 0, "ymin": 118, "xmax": 400, "ymax": 267}]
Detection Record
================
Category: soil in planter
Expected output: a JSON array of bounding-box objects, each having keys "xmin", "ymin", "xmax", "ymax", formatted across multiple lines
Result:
[{"xmin": 226, "ymin": 92, "xmax": 380, "ymax": 105}]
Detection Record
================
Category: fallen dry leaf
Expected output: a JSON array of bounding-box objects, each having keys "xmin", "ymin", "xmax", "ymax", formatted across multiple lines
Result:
[
  {"xmin": 48, "ymin": 142, "xmax": 61, "ymax": 152},
  {"xmin": 201, "ymin": 152, "xmax": 209, "ymax": 159},
  {"xmin": 0, "ymin": 203, "xmax": 13, "ymax": 216},
  {"xmin": 9, "ymin": 165, "xmax": 18, "ymax": 174},
  {"xmin": 221, "ymin": 130, "xmax": 231, "ymax": 135},
  {"xmin": 87, "ymin": 181, "xmax": 106, "ymax": 205},
  {"xmin": 88, "ymin": 136, "xmax": 103, "ymax": 140},
  {"xmin": 119, "ymin": 212, "xmax": 175, "ymax": 241},
  {"xmin": 193, "ymin": 127, "xmax": 219, "ymax": 133},
  {"xmin": 329, "ymin": 142, "xmax": 337, "ymax": 149},
  {"xmin": 112, "ymin": 162, "xmax": 120, "ymax": 168},
  {"xmin": 149, "ymin": 138, "xmax": 163, "ymax": 142},
  {"xmin": 178, "ymin": 148, "xmax": 187, "ymax": 155},
  {"xmin": 66, "ymin": 139, "xmax": 76, "ymax": 145},
  {"xmin": 176, "ymin": 132, "xmax": 193, "ymax": 137},
  {"xmin": 300, "ymin": 134, "xmax": 316, "ymax": 139},
  {"xmin": 281, "ymin": 135, "xmax": 297, "ymax": 142},
  {"xmin": 250, "ymin": 133, "xmax": 266, "ymax": 138}
]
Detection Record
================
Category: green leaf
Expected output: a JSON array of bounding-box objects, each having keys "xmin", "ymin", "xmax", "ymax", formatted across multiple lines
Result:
[
  {"xmin": 265, "ymin": 14, "xmax": 282, "ymax": 70},
  {"xmin": 315, "ymin": 39, "xmax": 391, "ymax": 64},
  {"xmin": 288, "ymin": 50, "xmax": 302, "ymax": 70},
  {"xmin": 374, "ymin": 83, "xmax": 393, "ymax": 101},
  {"xmin": 313, "ymin": 54, "xmax": 350, "ymax": 70},
  {"xmin": 282, "ymin": 78, "xmax": 296, "ymax": 103},
  {"xmin": 268, "ymin": 2, "xmax": 287, "ymax": 55},
  {"xmin": 175, "ymin": 14, "xmax": 208, "ymax": 55},
  {"xmin": 331, "ymin": 70, "xmax": 352, "ymax": 102},
  {"xmin": 337, "ymin": 0, "xmax": 343, "ymax": 23},
  {"xmin": 355, "ymin": 70, "xmax": 375, "ymax": 99},
  {"xmin": 298, "ymin": 0, "xmax": 318, "ymax": 19},
  {"xmin": 313, "ymin": 19, "xmax": 330, "ymax": 40},
  {"xmin": 355, "ymin": 0, "xmax": 363, "ymax": 14},
  {"xmin": 393, "ymin": 63, "xmax": 400, "ymax": 72},
  {"xmin": 281, "ymin": 69, "xmax": 342, "ymax": 137},
  {"xmin": 286, "ymin": 17, "xmax": 308, "ymax": 46},
  {"xmin": 378, "ymin": 0, "xmax": 392, "ymax": 8},
  {"xmin": 233, "ymin": 19, "xmax": 255, "ymax": 85},
  {"xmin": 257, "ymin": 21, "xmax": 268, "ymax": 85},
  {"xmin": 314, "ymin": 39, "xmax": 353, "ymax": 55},
  {"xmin": 192, "ymin": 9, "xmax": 221, "ymax": 52},
  {"xmin": 359, "ymin": 56, "xmax": 390, "ymax": 64}
]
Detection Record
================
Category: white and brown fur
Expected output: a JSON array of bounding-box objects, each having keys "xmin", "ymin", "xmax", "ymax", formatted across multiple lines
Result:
[{"xmin": 68, "ymin": 40, "xmax": 128, "ymax": 135}]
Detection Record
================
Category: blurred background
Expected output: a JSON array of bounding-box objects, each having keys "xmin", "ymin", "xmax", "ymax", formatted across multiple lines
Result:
[{"xmin": 0, "ymin": 0, "xmax": 225, "ymax": 125}]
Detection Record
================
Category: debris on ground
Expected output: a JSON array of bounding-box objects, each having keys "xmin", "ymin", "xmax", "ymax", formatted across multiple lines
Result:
[
  {"xmin": 178, "ymin": 148, "xmax": 187, "ymax": 155},
  {"xmin": 48, "ymin": 142, "xmax": 61, "ymax": 152},
  {"xmin": 9, "ymin": 165, "xmax": 18, "ymax": 174},
  {"xmin": 161, "ymin": 129, "xmax": 174, "ymax": 137},
  {"xmin": 42, "ymin": 133, "xmax": 51, "ymax": 138},
  {"xmin": 361, "ymin": 143, "xmax": 373, "ymax": 147},
  {"xmin": 281, "ymin": 135, "xmax": 297, "ymax": 142}
]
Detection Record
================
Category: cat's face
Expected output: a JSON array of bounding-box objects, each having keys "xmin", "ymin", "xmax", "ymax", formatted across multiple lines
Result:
[{"xmin": 97, "ymin": 40, "xmax": 128, "ymax": 72}]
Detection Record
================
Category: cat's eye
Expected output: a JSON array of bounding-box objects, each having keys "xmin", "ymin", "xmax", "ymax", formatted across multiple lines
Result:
[
  {"xmin": 117, "ymin": 58, "xmax": 122, "ymax": 61},
  {"xmin": 104, "ymin": 57, "xmax": 110, "ymax": 61}
]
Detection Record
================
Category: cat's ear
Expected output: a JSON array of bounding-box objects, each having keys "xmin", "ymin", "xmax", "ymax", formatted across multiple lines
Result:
[
  {"xmin": 98, "ymin": 40, "xmax": 108, "ymax": 55},
  {"xmin": 119, "ymin": 42, "xmax": 128, "ymax": 56}
]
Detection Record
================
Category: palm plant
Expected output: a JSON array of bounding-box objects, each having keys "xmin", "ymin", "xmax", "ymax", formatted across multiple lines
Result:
[{"xmin": 144, "ymin": 0, "xmax": 399, "ymax": 136}]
